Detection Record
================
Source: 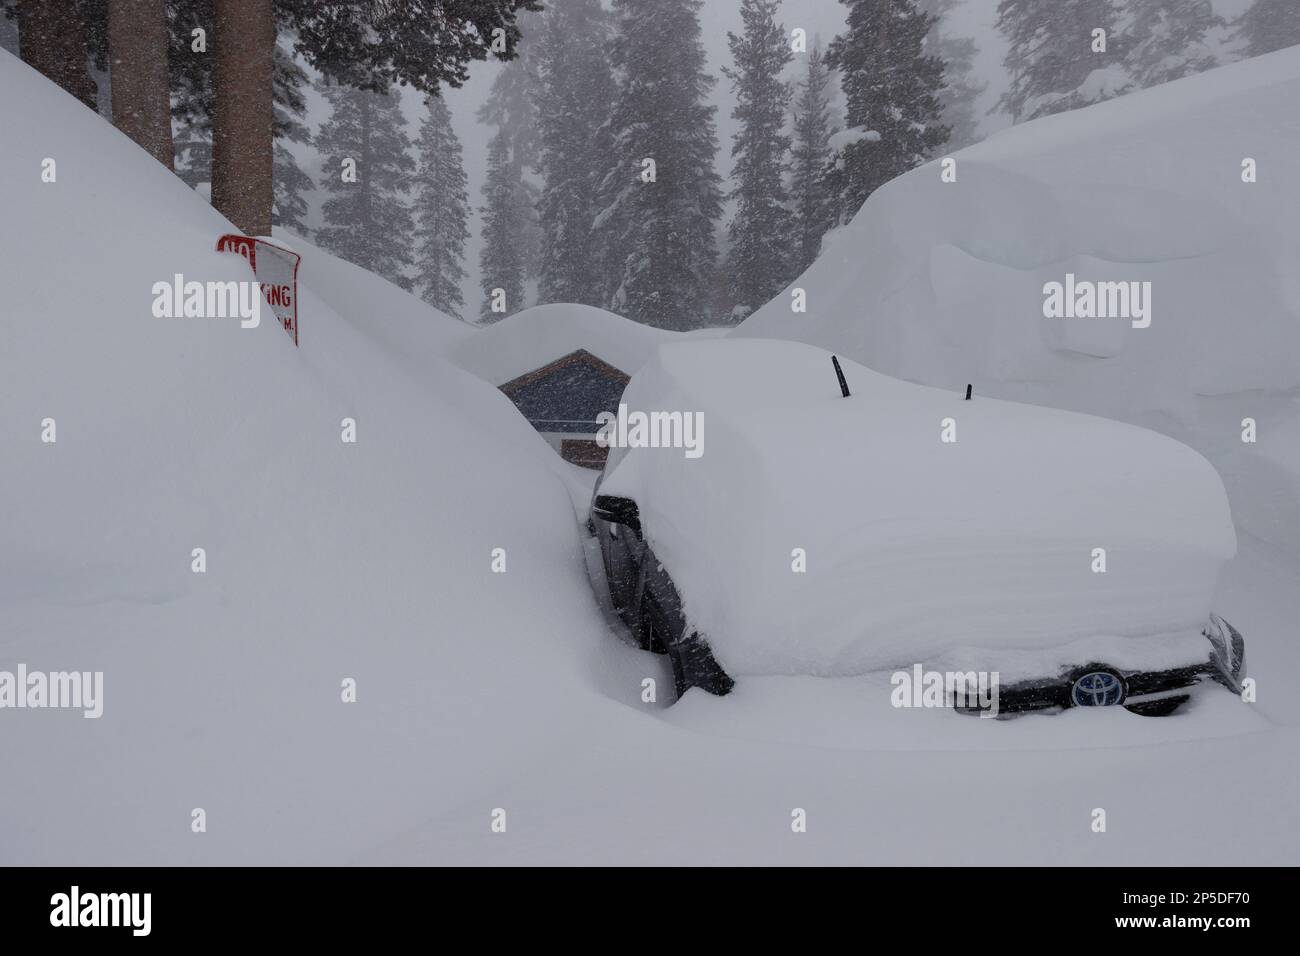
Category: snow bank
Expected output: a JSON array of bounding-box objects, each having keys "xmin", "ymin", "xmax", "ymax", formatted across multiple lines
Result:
[
  {"xmin": 1218, "ymin": 406, "xmax": 1300, "ymax": 561},
  {"xmin": 277, "ymin": 227, "xmax": 474, "ymax": 357},
  {"xmin": 0, "ymin": 48, "xmax": 606, "ymax": 864},
  {"xmin": 600, "ymin": 339, "xmax": 1235, "ymax": 677},
  {"xmin": 448, "ymin": 302, "xmax": 678, "ymax": 385},
  {"xmin": 736, "ymin": 46, "xmax": 1300, "ymax": 452}
]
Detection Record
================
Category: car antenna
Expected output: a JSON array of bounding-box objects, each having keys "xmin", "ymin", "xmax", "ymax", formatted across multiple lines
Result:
[
  {"xmin": 965, "ymin": 383, "xmax": 973, "ymax": 401},
  {"xmin": 832, "ymin": 355, "xmax": 851, "ymax": 398}
]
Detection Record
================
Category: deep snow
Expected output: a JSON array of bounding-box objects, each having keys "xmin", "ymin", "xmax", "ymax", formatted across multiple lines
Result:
[
  {"xmin": 0, "ymin": 47, "xmax": 609, "ymax": 863},
  {"xmin": 448, "ymin": 302, "xmax": 679, "ymax": 386},
  {"xmin": 2, "ymin": 44, "xmax": 1297, "ymax": 866},
  {"xmin": 601, "ymin": 339, "xmax": 1235, "ymax": 676},
  {"xmin": 735, "ymin": 45, "xmax": 1300, "ymax": 558}
]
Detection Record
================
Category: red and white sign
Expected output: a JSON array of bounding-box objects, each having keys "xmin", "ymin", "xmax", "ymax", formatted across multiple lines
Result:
[{"xmin": 216, "ymin": 234, "xmax": 302, "ymax": 346}]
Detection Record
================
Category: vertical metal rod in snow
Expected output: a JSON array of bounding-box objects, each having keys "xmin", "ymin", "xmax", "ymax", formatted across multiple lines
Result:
[{"xmin": 832, "ymin": 355, "xmax": 851, "ymax": 398}]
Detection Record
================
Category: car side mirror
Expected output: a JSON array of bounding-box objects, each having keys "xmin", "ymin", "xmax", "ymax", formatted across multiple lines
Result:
[{"xmin": 592, "ymin": 495, "xmax": 641, "ymax": 537}]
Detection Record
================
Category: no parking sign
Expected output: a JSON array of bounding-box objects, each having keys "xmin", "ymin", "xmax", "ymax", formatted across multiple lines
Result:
[{"xmin": 216, "ymin": 234, "xmax": 302, "ymax": 346}]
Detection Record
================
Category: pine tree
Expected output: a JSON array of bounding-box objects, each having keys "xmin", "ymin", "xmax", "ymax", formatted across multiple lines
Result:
[
  {"xmin": 918, "ymin": 0, "xmax": 986, "ymax": 150},
  {"xmin": 997, "ymin": 0, "xmax": 1130, "ymax": 122},
  {"xmin": 532, "ymin": 0, "xmax": 616, "ymax": 307},
  {"xmin": 106, "ymin": 0, "xmax": 173, "ymax": 167},
  {"xmin": 210, "ymin": 0, "xmax": 275, "ymax": 236},
  {"xmin": 207, "ymin": 0, "xmax": 540, "ymax": 236},
  {"xmin": 476, "ymin": 42, "xmax": 544, "ymax": 309},
  {"xmin": 314, "ymin": 80, "xmax": 416, "ymax": 290},
  {"xmin": 0, "ymin": 5, "xmax": 18, "ymax": 55},
  {"xmin": 413, "ymin": 94, "xmax": 470, "ymax": 318},
  {"xmin": 168, "ymin": 0, "xmax": 212, "ymax": 189},
  {"xmin": 12, "ymin": 0, "xmax": 99, "ymax": 109},
  {"xmin": 596, "ymin": 0, "xmax": 723, "ymax": 330},
  {"xmin": 478, "ymin": 130, "xmax": 526, "ymax": 323},
  {"xmin": 790, "ymin": 43, "xmax": 836, "ymax": 275},
  {"xmin": 826, "ymin": 0, "xmax": 948, "ymax": 220},
  {"xmin": 168, "ymin": 10, "xmax": 312, "ymax": 226},
  {"xmin": 723, "ymin": 0, "xmax": 794, "ymax": 318},
  {"xmin": 1233, "ymin": 0, "xmax": 1300, "ymax": 58},
  {"xmin": 272, "ymin": 42, "xmax": 313, "ymax": 233},
  {"xmin": 172, "ymin": 116, "xmax": 212, "ymax": 191},
  {"xmin": 1123, "ymin": 0, "xmax": 1221, "ymax": 89}
]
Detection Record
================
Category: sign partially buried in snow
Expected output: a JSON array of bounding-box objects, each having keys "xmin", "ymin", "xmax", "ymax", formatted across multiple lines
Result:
[{"xmin": 215, "ymin": 234, "xmax": 301, "ymax": 345}]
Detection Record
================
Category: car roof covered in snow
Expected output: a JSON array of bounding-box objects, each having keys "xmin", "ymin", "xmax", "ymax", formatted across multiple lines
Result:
[{"xmin": 600, "ymin": 339, "xmax": 1237, "ymax": 677}]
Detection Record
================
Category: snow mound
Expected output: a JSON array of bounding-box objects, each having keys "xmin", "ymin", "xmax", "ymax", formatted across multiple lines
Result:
[
  {"xmin": 276, "ymin": 227, "xmax": 474, "ymax": 358},
  {"xmin": 736, "ymin": 46, "xmax": 1300, "ymax": 436},
  {"xmin": 449, "ymin": 303, "xmax": 678, "ymax": 385},
  {"xmin": 0, "ymin": 48, "xmax": 604, "ymax": 864},
  {"xmin": 1219, "ymin": 405, "xmax": 1300, "ymax": 561},
  {"xmin": 600, "ymin": 339, "xmax": 1235, "ymax": 677}
]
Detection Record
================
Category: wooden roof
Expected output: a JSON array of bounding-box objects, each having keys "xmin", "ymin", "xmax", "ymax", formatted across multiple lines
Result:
[{"xmin": 499, "ymin": 349, "xmax": 629, "ymax": 395}]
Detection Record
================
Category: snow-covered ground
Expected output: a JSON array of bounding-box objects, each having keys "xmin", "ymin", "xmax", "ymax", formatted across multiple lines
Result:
[{"xmin": 2, "ymin": 44, "xmax": 1297, "ymax": 866}]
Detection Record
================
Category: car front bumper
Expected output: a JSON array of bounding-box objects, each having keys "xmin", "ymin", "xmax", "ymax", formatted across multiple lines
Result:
[{"xmin": 955, "ymin": 615, "xmax": 1246, "ymax": 717}]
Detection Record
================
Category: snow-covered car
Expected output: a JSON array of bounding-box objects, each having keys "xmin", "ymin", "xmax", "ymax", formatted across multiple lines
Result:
[{"xmin": 589, "ymin": 339, "xmax": 1246, "ymax": 716}]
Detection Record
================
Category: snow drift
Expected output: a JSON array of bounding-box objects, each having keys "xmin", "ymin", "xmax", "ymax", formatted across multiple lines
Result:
[
  {"xmin": 448, "ymin": 302, "xmax": 679, "ymax": 385},
  {"xmin": 0, "ymin": 48, "xmax": 606, "ymax": 864},
  {"xmin": 736, "ymin": 46, "xmax": 1300, "ymax": 479},
  {"xmin": 601, "ymin": 339, "xmax": 1236, "ymax": 677},
  {"xmin": 279, "ymin": 227, "xmax": 475, "ymax": 358}
]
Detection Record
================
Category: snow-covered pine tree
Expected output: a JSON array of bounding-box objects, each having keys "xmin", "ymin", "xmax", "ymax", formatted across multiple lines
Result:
[
  {"xmin": 168, "ymin": 0, "xmax": 212, "ymax": 189},
  {"xmin": 0, "ymin": 5, "xmax": 17, "ymax": 55},
  {"xmin": 172, "ymin": 106, "xmax": 212, "ymax": 191},
  {"xmin": 1122, "ymin": 0, "xmax": 1221, "ymax": 89},
  {"xmin": 314, "ymin": 79, "xmax": 416, "ymax": 290},
  {"xmin": 918, "ymin": 0, "xmax": 986, "ymax": 150},
  {"xmin": 478, "ymin": 42, "xmax": 543, "ymax": 274},
  {"xmin": 723, "ymin": 0, "xmax": 795, "ymax": 319},
  {"xmin": 413, "ymin": 94, "xmax": 470, "ymax": 318},
  {"xmin": 596, "ymin": 0, "xmax": 723, "ymax": 330},
  {"xmin": 478, "ymin": 129, "xmax": 526, "ymax": 323},
  {"xmin": 997, "ymin": 0, "xmax": 1131, "ymax": 122},
  {"xmin": 272, "ymin": 42, "xmax": 313, "ymax": 233},
  {"xmin": 532, "ymin": 0, "xmax": 616, "ymax": 307},
  {"xmin": 826, "ymin": 0, "xmax": 948, "ymax": 220},
  {"xmin": 1233, "ymin": 0, "xmax": 1300, "ymax": 58},
  {"xmin": 790, "ymin": 42, "xmax": 836, "ymax": 275},
  {"xmin": 475, "ymin": 40, "xmax": 543, "ymax": 321}
]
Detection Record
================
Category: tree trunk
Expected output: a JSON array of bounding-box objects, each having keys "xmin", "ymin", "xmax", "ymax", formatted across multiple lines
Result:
[
  {"xmin": 17, "ymin": 0, "xmax": 98, "ymax": 110},
  {"xmin": 210, "ymin": 0, "xmax": 274, "ymax": 235},
  {"xmin": 106, "ymin": 0, "xmax": 174, "ymax": 169}
]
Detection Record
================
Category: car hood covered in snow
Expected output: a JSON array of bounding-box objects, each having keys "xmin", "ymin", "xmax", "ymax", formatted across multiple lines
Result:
[{"xmin": 600, "ymin": 339, "xmax": 1237, "ymax": 677}]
